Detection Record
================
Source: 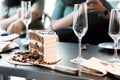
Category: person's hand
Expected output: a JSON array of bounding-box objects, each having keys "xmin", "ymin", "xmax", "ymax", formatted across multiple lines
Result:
[
  {"xmin": 7, "ymin": 19, "xmax": 24, "ymax": 34},
  {"xmin": 86, "ymin": 0, "xmax": 106, "ymax": 13}
]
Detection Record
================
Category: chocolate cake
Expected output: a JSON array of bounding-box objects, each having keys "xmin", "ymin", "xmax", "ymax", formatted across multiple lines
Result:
[{"xmin": 28, "ymin": 30, "xmax": 58, "ymax": 64}]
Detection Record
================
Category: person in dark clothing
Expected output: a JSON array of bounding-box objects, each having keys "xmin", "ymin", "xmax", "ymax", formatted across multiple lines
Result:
[{"xmin": 51, "ymin": 0, "xmax": 113, "ymax": 44}]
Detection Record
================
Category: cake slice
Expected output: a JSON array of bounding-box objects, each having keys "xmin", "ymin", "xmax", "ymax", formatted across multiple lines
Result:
[{"xmin": 28, "ymin": 30, "xmax": 58, "ymax": 64}]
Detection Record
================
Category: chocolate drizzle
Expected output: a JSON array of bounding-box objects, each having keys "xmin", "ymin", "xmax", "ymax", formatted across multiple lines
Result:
[{"xmin": 12, "ymin": 52, "xmax": 46, "ymax": 64}]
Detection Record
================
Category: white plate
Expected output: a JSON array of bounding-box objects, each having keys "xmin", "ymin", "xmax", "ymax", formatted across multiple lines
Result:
[
  {"xmin": 7, "ymin": 55, "xmax": 32, "ymax": 65},
  {"xmin": 7, "ymin": 54, "xmax": 61, "ymax": 66},
  {"xmin": 98, "ymin": 42, "xmax": 120, "ymax": 49}
]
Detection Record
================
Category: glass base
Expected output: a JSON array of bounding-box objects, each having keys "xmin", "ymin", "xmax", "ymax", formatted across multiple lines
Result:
[
  {"xmin": 108, "ymin": 57, "xmax": 120, "ymax": 63},
  {"xmin": 70, "ymin": 57, "xmax": 86, "ymax": 64}
]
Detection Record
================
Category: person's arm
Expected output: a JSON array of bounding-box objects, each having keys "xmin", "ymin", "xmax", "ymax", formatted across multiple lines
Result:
[
  {"xmin": 101, "ymin": 0, "xmax": 112, "ymax": 20},
  {"xmin": 86, "ymin": 0, "xmax": 111, "ymax": 20},
  {"xmin": 0, "ymin": 0, "xmax": 20, "ymax": 30},
  {"xmin": 7, "ymin": 0, "xmax": 45, "ymax": 34},
  {"xmin": 94, "ymin": 0, "xmax": 111, "ymax": 19},
  {"xmin": 51, "ymin": 12, "xmax": 73, "ymax": 30},
  {"xmin": 51, "ymin": 0, "xmax": 74, "ymax": 30},
  {"xmin": 0, "ymin": 14, "xmax": 19, "ymax": 30}
]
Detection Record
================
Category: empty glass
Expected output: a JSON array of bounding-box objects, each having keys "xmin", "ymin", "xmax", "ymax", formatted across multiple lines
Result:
[
  {"xmin": 21, "ymin": 1, "xmax": 32, "ymax": 44},
  {"xmin": 70, "ymin": 3, "xmax": 88, "ymax": 64},
  {"xmin": 108, "ymin": 9, "xmax": 120, "ymax": 63}
]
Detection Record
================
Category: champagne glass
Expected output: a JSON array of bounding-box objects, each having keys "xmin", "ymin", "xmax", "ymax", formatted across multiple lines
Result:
[
  {"xmin": 108, "ymin": 9, "xmax": 120, "ymax": 63},
  {"xmin": 21, "ymin": 1, "xmax": 32, "ymax": 44},
  {"xmin": 70, "ymin": 3, "xmax": 88, "ymax": 64}
]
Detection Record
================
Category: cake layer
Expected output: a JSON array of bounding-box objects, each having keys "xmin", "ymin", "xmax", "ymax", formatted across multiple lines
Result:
[
  {"xmin": 29, "ymin": 47, "xmax": 57, "ymax": 63},
  {"xmin": 29, "ymin": 30, "xmax": 44, "ymax": 43},
  {"xmin": 29, "ymin": 40, "xmax": 43, "ymax": 54},
  {"xmin": 44, "ymin": 47, "xmax": 57, "ymax": 63}
]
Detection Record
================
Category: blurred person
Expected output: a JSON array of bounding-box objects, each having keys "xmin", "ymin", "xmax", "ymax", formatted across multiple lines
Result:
[
  {"xmin": 51, "ymin": 0, "xmax": 113, "ymax": 44},
  {"xmin": 0, "ymin": 0, "xmax": 44, "ymax": 37},
  {"xmin": 0, "ymin": 0, "xmax": 44, "ymax": 80}
]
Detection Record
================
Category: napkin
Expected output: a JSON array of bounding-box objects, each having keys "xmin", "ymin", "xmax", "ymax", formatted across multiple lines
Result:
[
  {"xmin": 81, "ymin": 57, "xmax": 120, "ymax": 77},
  {"xmin": 0, "ymin": 34, "xmax": 19, "ymax": 52},
  {"xmin": 0, "ymin": 42, "xmax": 10, "ymax": 52},
  {"xmin": 0, "ymin": 34, "xmax": 19, "ymax": 42},
  {"xmin": 0, "ymin": 41, "xmax": 19, "ymax": 53},
  {"xmin": 2, "ymin": 42, "xmax": 19, "ymax": 52},
  {"xmin": 81, "ymin": 57, "xmax": 108, "ymax": 76},
  {"xmin": 106, "ymin": 63, "xmax": 120, "ymax": 77}
]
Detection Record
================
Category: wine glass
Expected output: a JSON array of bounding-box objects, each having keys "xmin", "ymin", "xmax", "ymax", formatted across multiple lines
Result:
[
  {"xmin": 108, "ymin": 9, "xmax": 120, "ymax": 63},
  {"xmin": 21, "ymin": 1, "xmax": 32, "ymax": 44},
  {"xmin": 70, "ymin": 3, "xmax": 88, "ymax": 64}
]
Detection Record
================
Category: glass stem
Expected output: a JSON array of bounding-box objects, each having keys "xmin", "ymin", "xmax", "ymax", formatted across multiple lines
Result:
[
  {"xmin": 26, "ymin": 24, "xmax": 29, "ymax": 39},
  {"xmin": 114, "ymin": 40, "xmax": 118, "ymax": 59},
  {"xmin": 78, "ymin": 37, "xmax": 82, "ymax": 59}
]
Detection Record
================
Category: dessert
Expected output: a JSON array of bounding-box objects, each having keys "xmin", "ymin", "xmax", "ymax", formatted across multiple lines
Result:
[
  {"xmin": 9, "ymin": 30, "xmax": 58, "ymax": 64},
  {"xmin": 28, "ymin": 30, "xmax": 58, "ymax": 64}
]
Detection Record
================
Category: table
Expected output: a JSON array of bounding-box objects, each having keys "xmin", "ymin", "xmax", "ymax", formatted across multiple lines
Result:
[{"xmin": 0, "ymin": 39, "xmax": 119, "ymax": 80}]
